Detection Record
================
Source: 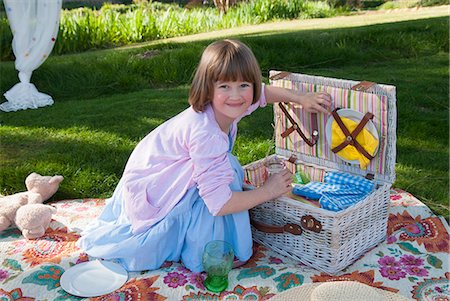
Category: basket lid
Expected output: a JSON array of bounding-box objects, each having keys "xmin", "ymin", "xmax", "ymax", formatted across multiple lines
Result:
[{"xmin": 270, "ymin": 71, "xmax": 396, "ymax": 184}]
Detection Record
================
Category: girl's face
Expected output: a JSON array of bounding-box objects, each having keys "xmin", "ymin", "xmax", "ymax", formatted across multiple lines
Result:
[{"xmin": 211, "ymin": 80, "xmax": 254, "ymax": 133}]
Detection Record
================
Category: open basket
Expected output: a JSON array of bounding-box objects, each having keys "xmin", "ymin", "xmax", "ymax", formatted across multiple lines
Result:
[{"xmin": 243, "ymin": 71, "xmax": 397, "ymax": 274}]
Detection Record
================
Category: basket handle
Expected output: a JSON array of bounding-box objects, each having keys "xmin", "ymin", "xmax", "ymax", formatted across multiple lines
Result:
[
  {"xmin": 251, "ymin": 218, "xmax": 302, "ymax": 235},
  {"xmin": 278, "ymin": 102, "xmax": 319, "ymax": 147}
]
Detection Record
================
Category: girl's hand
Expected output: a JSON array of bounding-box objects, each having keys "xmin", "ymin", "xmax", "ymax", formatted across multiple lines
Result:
[
  {"xmin": 262, "ymin": 168, "xmax": 293, "ymax": 200},
  {"xmin": 297, "ymin": 92, "xmax": 331, "ymax": 115}
]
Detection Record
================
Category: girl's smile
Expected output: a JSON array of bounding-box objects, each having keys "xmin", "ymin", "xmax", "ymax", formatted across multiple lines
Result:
[{"xmin": 212, "ymin": 80, "xmax": 254, "ymax": 133}]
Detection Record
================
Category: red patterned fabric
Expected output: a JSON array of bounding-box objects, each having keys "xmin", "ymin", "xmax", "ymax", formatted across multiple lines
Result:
[{"xmin": 0, "ymin": 189, "xmax": 448, "ymax": 300}]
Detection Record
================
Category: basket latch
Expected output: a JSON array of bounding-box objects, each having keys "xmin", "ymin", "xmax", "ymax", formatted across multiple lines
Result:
[
  {"xmin": 278, "ymin": 102, "xmax": 319, "ymax": 147},
  {"xmin": 288, "ymin": 154, "xmax": 297, "ymax": 164},
  {"xmin": 331, "ymin": 108, "xmax": 375, "ymax": 161},
  {"xmin": 365, "ymin": 173, "xmax": 375, "ymax": 180},
  {"xmin": 300, "ymin": 215, "xmax": 322, "ymax": 233},
  {"xmin": 251, "ymin": 219, "xmax": 302, "ymax": 235}
]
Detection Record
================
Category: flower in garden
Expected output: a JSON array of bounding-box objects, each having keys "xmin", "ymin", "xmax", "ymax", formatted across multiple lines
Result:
[
  {"xmin": 0, "ymin": 269, "xmax": 9, "ymax": 281},
  {"xmin": 404, "ymin": 266, "xmax": 429, "ymax": 277},
  {"xmin": 378, "ymin": 256, "xmax": 400, "ymax": 267},
  {"xmin": 164, "ymin": 271, "xmax": 188, "ymax": 288},
  {"xmin": 380, "ymin": 266, "xmax": 406, "ymax": 280},
  {"xmin": 399, "ymin": 254, "xmax": 424, "ymax": 267}
]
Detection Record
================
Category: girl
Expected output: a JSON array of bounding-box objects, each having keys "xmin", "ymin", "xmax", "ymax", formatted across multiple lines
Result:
[{"xmin": 77, "ymin": 39, "xmax": 331, "ymax": 272}]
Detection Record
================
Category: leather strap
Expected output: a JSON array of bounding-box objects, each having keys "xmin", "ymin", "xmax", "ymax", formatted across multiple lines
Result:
[
  {"xmin": 278, "ymin": 102, "xmax": 319, "ymax": 147},
  {"xmin": 251, "ymin": 219, "xmax": 302, "ymax": 235},
  {"xmin": 269, "ymin": 71, "xmax": 291, "ymax": 81},
  {"xmin": 351, "ymin": 81, "xmax": 376, "ymax": 92},
  {"xmin": 331, "ymin": 108, "xmax": 375, "ymax": 160}
]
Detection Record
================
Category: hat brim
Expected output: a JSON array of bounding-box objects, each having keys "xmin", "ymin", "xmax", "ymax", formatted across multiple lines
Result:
[{"xmin": 269, "ymin": 281, "xmax": 413, "ymax": 301}]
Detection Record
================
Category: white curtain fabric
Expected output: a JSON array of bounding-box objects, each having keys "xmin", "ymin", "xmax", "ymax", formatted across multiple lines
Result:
[{"xmin": 1, "ymin": 0, "xmax": 62, "ymax": 112}]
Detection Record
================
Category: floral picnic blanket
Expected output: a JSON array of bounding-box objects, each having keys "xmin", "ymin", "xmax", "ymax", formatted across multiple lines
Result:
[{"xmin": 1, "ymin": 189, "xmax": 449, "ymax": 301}]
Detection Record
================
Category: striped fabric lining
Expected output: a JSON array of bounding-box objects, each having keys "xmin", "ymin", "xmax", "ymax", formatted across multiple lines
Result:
[
  {"xmin": 244, "ymin": 158, "xmax": 327, "ymax": 188},
  {"xmin": 244, "ymin": 161, "xmax": 267, "ymax": 188},
  {"xmin": 272, "ymin": 79, "xmax": 389, "ymax": 176}
]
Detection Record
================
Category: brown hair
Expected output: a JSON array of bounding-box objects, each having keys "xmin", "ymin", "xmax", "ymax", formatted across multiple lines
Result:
[{"xmin": 189, "ymin": 39, "xmax": 262, "ymax": 112}]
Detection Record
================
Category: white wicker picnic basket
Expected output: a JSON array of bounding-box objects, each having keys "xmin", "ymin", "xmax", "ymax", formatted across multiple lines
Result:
[{"xmin": 243, "ymin": 71, "xmax": 397, "ymax": 274}]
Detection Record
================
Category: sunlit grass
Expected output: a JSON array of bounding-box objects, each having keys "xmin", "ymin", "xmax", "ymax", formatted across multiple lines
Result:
[
  {"xmin": 0, "ymin": 0, "xmax": 336, "ymax": 60},
  {"xmin": 0, "ymin": 9, "xmax": 448, "ymax": 219}
]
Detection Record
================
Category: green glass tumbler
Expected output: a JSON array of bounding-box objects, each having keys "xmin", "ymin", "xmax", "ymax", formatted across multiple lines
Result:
[{"xmin": 202, "ymin": 240, "xmax": 234, "ymax": 293}]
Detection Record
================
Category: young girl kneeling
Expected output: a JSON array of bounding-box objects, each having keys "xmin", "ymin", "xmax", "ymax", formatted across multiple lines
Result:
[{"xmin": 77, "ymin": 39, "xmax": 331, "ymax": 272}]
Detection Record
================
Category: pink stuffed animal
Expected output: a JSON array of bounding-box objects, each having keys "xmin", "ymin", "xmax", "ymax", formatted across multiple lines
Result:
[
  {"xmin": 15, "ymin": 204, "xmax": 57, "ymax": 239},
  {"xmin": 24, "ymin": 172, "xmax": 64, "ymax": 204},
  {"xmin": 0, "ymin": 196, "xmax": 28, "ymax": 232},
  {"xmin": 0, "ymin": 173, "xmax": 63, "ymax": 239}
]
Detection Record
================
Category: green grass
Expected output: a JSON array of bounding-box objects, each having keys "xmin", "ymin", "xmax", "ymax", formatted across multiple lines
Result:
[
  {"xmin": 0, "ymin": 0, "xmax": 337, "ymax": 60},
  {"xmin": 0, "ymin": 10, "xmax": 448, "ymax": 219},
  {"xmin": 378, "ymin": 0, "xmax": 448, "ymax": 9}
]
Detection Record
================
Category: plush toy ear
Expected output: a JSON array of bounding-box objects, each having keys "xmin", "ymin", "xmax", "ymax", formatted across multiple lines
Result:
[
  {"xmin": 26, "ymin": 172, "xmax": 39, "ymax": 182},
  {"xmin": 49, "ymin": 175, "xmax": 64, "ymax": 184},
  {"xmin": 25, "ymin": 173, "xmax": 40, "ymax": 190}
]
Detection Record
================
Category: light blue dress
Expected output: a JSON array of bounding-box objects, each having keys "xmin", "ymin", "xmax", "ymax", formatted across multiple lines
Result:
[{"xmin": 77, "ymin": 136, "xmax": 252, "ymax": 273}]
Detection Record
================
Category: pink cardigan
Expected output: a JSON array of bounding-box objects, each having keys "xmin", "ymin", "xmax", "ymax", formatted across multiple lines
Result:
[{"xmin": 122, "ymin": 86, "xmax": 267, "ymax": 234}]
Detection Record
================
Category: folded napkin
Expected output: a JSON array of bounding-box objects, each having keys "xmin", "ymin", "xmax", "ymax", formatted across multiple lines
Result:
[
  {"xmin": 292, "ymin": 172, "xmax": 375, "ymax": 211},
  {"xmin": 331, "ymin": 116, "xmax": 379, "ymax": 170}
]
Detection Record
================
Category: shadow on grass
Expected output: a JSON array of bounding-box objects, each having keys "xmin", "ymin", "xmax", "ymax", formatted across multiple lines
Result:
[
  {"xmin": 0, "ymin": 87, "xmax": 189, "ymax": 138},
  {"xmin": 1, "ymin": 126, "xmax": 131, "ymax": 199},
  {"xmin": 0, "ymin": 16, "xmax": 448, "ymax": 216},
  {"xmin": 1, "ymin": 17, "xmax": 447, "ymax": 102}
]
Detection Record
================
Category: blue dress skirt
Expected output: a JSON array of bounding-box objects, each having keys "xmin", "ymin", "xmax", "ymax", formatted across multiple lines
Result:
[{"xmin": 76, "ymin": 152, "xmax": 253, "ymax": 273}]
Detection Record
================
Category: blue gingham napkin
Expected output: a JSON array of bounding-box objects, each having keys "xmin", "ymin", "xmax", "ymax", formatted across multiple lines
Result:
[{"xmin": 292, "ymin": 172, "xmax": 375, "ymax": 211}]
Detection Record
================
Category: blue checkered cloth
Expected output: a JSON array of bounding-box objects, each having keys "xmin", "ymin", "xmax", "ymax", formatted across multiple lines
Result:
[{"xmin": 291, "ymin": 172, "xmax": 375, "ymax": 211}]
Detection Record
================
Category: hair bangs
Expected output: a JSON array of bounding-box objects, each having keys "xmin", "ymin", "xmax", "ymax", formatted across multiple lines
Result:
[
  {"xmin": 211, "ymin": 47, "xmax": 257, "ymax": 84},
  {"xmin": 215, "ymin": 56, "xmax": 250, "ymax": 83}
]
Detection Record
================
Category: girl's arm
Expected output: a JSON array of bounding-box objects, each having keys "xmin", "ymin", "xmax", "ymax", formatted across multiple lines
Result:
[
  {"xmin": 264, "ymin": 85, "xmax": 331, "ymax": 115},
  {"xmin": 216, "ymin": 169, "xmax": 293, "ymax": 215},
  {"xmin": 216, "ymin": 86, "xmax": 331, "ymax": 215}
]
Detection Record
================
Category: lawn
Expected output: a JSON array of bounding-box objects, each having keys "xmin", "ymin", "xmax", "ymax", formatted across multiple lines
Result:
[{"xmin": 0, "ymin": 6, "xmax": 448, "ymax": 219}]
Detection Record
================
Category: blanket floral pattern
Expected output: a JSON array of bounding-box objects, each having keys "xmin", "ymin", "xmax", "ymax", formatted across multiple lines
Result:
[{"xmin": 0, "ymin": 189, "xmax": 449, "ymax": 301}]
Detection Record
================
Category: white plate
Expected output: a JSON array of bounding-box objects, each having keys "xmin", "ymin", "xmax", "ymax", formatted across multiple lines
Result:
[
  {"xmin": 60, "ymin": 260, "xmax": 128, "ymax": 297},
  {"xmin": 325, "ymin": 109, "xmax": 379, "ymax": 165}
]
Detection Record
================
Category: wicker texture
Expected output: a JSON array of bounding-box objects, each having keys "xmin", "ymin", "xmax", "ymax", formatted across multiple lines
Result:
[{"xmin": 244, "ymin": 72, "xmax": 397, "ymax": 274}]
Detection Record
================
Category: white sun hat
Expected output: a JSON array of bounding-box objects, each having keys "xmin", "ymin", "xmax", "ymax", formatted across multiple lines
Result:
[{"xmin": 269, "ymin": 281, "xmax": 413, "ymax": 301}]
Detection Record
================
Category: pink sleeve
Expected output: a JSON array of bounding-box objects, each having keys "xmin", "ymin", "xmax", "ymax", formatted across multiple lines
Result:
[{"xmin": 190, "ymin": 131, "xmax": 234, "ymax": 215}]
